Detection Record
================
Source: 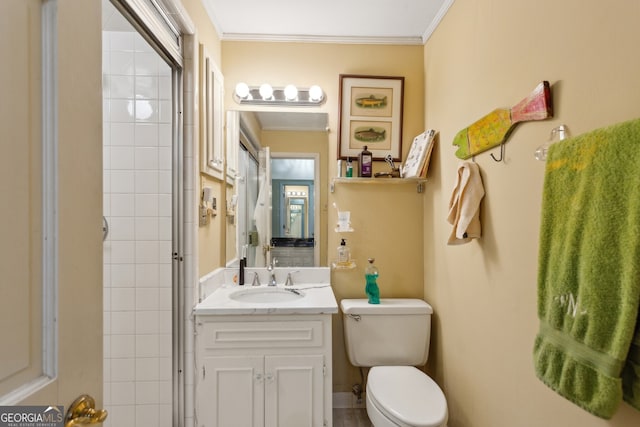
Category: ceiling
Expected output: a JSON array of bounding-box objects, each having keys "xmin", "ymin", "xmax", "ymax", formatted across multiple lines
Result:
[
  {"xmin": 105, "ymin": 1, "xmax": 456, "ymax": 131},
  {"xmin": 202, "ymin": 0, "xmax": 454, "ymax": 45}
]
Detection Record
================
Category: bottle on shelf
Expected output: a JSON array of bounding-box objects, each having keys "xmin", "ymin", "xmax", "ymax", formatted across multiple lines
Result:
[
  {"xmin": 345, "ymin": 157, "xmax": 353, "ymax": 177},
  {"xmin": 359, "ymin": 146, "xmax": 372, "ymax": 177},
  {"xmin": 337, "ymin": 238, "xmax": 351, "ymax": 266}
]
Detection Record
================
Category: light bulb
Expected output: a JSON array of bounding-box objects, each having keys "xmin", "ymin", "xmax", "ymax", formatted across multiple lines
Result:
[
  {"xmin": 309, "ymin": 85, "xmax": 323, "ymax": 102},
  {"xmin": 284, "ymin": 84, "xmax": 298, "ymax": 101},
  {"xmin": 235, "ymin": 82, "xmax": 250, "ymax": 99},
  {"xmin": 259, "ymin": 83, "xmax": 273, "ymax": 100}
]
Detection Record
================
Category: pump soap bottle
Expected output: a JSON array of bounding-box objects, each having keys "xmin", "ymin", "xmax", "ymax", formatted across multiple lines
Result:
[
  {"xmin": 359, "ymin": 146, "xmax": 372, "ymax": 177},
  {"xmin": 365, "ymin": 258, "xmax": 380, "ymax": 304},
  {"xmin": 337, "ymin": 238, "xmax": 351, "ymax": 266}
]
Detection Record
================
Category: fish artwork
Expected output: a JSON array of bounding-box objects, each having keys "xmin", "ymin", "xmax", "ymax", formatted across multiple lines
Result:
[
  {"xmin": 354, "ymin": 127, "xmax": 386, "ymax": 142},
  {"xmin": 452, "ymin": 81, "xmax": 553, "ymax": 159}
]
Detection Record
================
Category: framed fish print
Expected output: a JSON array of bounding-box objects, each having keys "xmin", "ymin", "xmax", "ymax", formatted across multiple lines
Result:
[{"xmin": 338, "ymin": 74, "xmax": 404, "ymax": 161}]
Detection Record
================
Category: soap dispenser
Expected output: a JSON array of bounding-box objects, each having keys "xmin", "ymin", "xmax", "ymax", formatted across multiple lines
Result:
[
  {"xmin": 365, "ymin": 258, "xmax": 380, "ymax": 304},
  {"xmin": 337, "ymin": 238, "xmax": 351, "ymax": 266}
]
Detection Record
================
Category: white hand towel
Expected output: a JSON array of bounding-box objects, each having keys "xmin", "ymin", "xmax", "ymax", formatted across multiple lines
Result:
[{"xmin": 447, "ymin": 161, "xmax": 485, "ymax": 245}]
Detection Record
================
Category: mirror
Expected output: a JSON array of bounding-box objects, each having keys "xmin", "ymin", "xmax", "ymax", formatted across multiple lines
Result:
[
  {"xmin": 231, "ymin": 111, "xmax": 329, "ymax": 268},
  {"xmin": 283, "ymin": 185, "xmax": 309, "ymax": 238}
]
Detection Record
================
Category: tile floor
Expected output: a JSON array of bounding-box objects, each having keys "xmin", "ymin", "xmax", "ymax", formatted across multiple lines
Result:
[{"xmin": 332, "ymin": 408, "xmax": 373, "ymax": 427}]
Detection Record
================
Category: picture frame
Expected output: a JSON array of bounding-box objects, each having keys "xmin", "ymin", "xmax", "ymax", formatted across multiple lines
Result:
[
  {"xmin": 338, "ymin": 74, "xmax": 404, "ymax": 161},
  {"xmin": 199, "ymin": 44, "xmax": 224, "ymax": 180}
]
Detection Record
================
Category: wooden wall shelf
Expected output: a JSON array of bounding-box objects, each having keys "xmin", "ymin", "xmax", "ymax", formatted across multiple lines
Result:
[{"xmin": 330, "ymin": 177, "xmax": 427, "ymax": 193}]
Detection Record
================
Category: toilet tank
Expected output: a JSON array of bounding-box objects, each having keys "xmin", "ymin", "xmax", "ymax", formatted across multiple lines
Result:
[{"xmin": 341, "ymin": 299, "xmax": 433, "ymax": 367}]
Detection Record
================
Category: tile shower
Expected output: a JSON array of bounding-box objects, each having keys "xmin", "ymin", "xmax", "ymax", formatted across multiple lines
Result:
[{"xmin": 102, "ymin": 28, "xmax": 173, "ymax": 427}]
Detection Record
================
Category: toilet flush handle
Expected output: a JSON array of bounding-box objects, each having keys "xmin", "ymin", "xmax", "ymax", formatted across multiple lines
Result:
[{"xmin": 347, "ymin": 314, "xmax": 361, "ymax": 321}]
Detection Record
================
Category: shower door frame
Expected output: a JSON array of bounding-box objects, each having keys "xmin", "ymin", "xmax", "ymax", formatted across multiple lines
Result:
[{"xmin": 106, "ymin": 1, "xmax": 194, "ymax": 426}]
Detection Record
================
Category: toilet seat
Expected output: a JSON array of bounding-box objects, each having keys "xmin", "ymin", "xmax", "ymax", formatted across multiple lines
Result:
[{"xmin": 366, "ymin": 366, "xmax": 448, "ymax": 427}]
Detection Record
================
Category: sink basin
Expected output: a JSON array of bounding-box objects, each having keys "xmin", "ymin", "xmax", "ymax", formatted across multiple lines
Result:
[{"xmin": 229, "ymin": 287, "xmax": 305, "ymax": 303}]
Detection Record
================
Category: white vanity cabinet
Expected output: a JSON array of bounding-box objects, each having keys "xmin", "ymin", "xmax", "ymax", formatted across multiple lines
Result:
[{"xmin": 195, "ymin": 314, "xmax": 332, "ymax": 427}]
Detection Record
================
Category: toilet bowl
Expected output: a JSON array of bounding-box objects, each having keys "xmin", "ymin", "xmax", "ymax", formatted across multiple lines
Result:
[
  {"xmin": 366, "ymin": 366, "xmax": 447, "ymax": 427},
  {"xmin": 340, "ymin": 299, "xmax": 449, "ymax": 427}
]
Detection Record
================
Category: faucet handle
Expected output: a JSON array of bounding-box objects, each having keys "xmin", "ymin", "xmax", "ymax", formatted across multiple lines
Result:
[
  {"xmin": 252, "ymin": 271, "xmax": 261, "ymax": 286},
  {"xmin": 284, "ymin": 270, "xmax": 299, "ymax": 287}
]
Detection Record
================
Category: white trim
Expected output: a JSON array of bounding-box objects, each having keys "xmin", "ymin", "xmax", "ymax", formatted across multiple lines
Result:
[
  {"xmin": 199, "ymin": 0, "xmax": 224, "ymax": 40},
  {"xmin": 422, "ymin": 0, "xmax": 455, "ymax": 44},
  {"xmin": 116, "ymin": 0, "xmax": 183, "ymax": 65},
  {"xmin": 160, "ymin": 0, "xmax": 195, "ymax": 35},
  {"xmin": 219, "ymin": 33, "xmax": 426, "ymax": 46},
  {"xmin": 198, "ymin": 46, "xmax": 225, "ymax": 180},
  {"xmin": 0, "ymin": 378, "xmax": 56, "ymax": 406},
  {"xmin": 41, "ymin": 0, "xmax": 59, "ymax": 383}
]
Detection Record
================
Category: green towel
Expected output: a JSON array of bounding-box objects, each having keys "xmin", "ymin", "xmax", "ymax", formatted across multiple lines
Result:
[{"xmin": 534, "ymin": 118, "xmax": 640, "ymax": 419}]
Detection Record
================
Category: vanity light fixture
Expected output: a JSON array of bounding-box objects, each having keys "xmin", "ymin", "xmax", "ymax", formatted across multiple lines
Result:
[
  {"xmin": 284, "ymin": 84, "xmax": 298, "ymax": 101},
  {"xmin": 235, "ymin": 82, "xmax": 251, "ymax": 100},
  {"xmin": 259, "ymin": 83, "xmax": 274, "ymax": 100},
  {"xmin": 234, "ymin": 82, "xmax": 326, "ymax": 106},
  {"xmin": 309, "ymin": 85, "xmax": 323, "ymax": 102}
]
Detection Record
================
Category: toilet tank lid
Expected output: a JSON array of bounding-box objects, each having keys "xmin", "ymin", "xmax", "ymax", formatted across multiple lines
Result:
[{"xmin": 340, "ymin": 298, "xmax": 433, "ymax": 315}]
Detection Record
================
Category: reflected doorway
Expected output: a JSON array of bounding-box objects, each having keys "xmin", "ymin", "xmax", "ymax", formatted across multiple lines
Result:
[
  {"xmin": 283, "ymin": 185, "xmax": 309, "ymax": 238},
  {"xmin": 270, "ymin": 156, "xmax": 318, "ymax": 267}
]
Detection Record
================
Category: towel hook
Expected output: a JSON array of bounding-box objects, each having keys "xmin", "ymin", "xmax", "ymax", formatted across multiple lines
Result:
[
  {"xmin": 490, "ymin": 142, "xmax": 505, "ymax": 162},
  {"xmin": 535, "ymin": 124, "xmax": 570, "ymax": 161}
]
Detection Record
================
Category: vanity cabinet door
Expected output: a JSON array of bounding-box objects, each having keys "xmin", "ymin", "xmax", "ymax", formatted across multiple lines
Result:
[
  {"xmin": 195, "ymin": 315, "xmax": 332, "ymax": 426},
  {"xmin": 264, "ymin": 354, "xmax": 325, "ymax": 427},
  {"xmin": 198, "ymin": 355, "xmax": 265, "ymax": 427}
]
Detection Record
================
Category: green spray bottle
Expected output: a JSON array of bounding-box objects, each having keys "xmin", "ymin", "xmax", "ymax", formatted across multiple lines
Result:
[{"xmin": 365, "ymin": 258, "xmax": 380, "ymax": 304}]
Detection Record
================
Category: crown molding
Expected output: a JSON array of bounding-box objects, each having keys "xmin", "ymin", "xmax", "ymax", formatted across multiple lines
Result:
[
  {"xmin": 220, "ymin": 33, "xmax": 425, "ymax": 46},
  {"xmin": 422, "ymin": 0, "xmax": 455, "ymax": 43}
]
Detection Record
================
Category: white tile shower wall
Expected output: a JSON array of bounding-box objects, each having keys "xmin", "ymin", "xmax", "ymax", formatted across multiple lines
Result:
[{"xmin": 103, "ymin": 30, "xmax": 173, "ymax": 427}]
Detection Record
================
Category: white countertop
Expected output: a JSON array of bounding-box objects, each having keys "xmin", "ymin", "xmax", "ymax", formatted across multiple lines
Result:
[{"xmin": 194, "ymin": 282, "xmax": 339, "ymax": 315}]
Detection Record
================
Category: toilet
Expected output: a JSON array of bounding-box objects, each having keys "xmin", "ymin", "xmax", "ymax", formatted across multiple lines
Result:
[{"xmin": 341, "ymin": 299, "xmax": 448, "ymax": 427}]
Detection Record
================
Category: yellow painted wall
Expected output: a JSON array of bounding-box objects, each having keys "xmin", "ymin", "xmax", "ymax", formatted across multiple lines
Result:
[
  {"xmin": 180, "ymin": 0, "xmax": 227, "ymax": 276},
  {"xmin": 222, "ymin": 42, "xmax": 426, "ymax": 391},
  {"xmin": 424, "ymin": 0, "xmax": 640, "ymax": 425},
  {"xmin": 181, "ymin": 0, "xmax": 221, "ymax": 64}
]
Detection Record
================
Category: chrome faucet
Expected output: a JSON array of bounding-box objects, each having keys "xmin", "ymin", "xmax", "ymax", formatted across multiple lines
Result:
[
  {"xmin": 267, "ymin": 257, "xmax": 278, "ymax": 286},
  {"xmin": 284, "ymin": 270, "xmax": 299, "ymax": 287},
  {"xmin": 251, "ymin": 271, "xmax": 261, "ymax": 286}
]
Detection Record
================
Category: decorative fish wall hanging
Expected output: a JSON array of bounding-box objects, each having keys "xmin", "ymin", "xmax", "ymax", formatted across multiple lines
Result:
[{"xmin": 452, "ymin": 81, "xmax": 553, "ymax": 159}]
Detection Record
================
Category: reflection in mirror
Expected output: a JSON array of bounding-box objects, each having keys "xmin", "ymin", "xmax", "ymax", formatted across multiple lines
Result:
[
  {"xmin": 232, "ymin": 111, "xmax": 327, "ymax": 268},
  {"xmin": 272, "ymin": 159, "xmax": 314, "ymax": 239},
  {"xmin": 271, "ymin": 157, "xmax": 316, "ymax": 267},
  {"xmin": 284, "ymin": 186, "xmax": 308, "ymax": 238},
  {"xmin": 235, "ymin": 145, "xmax": 259, "ymax": 267}
]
